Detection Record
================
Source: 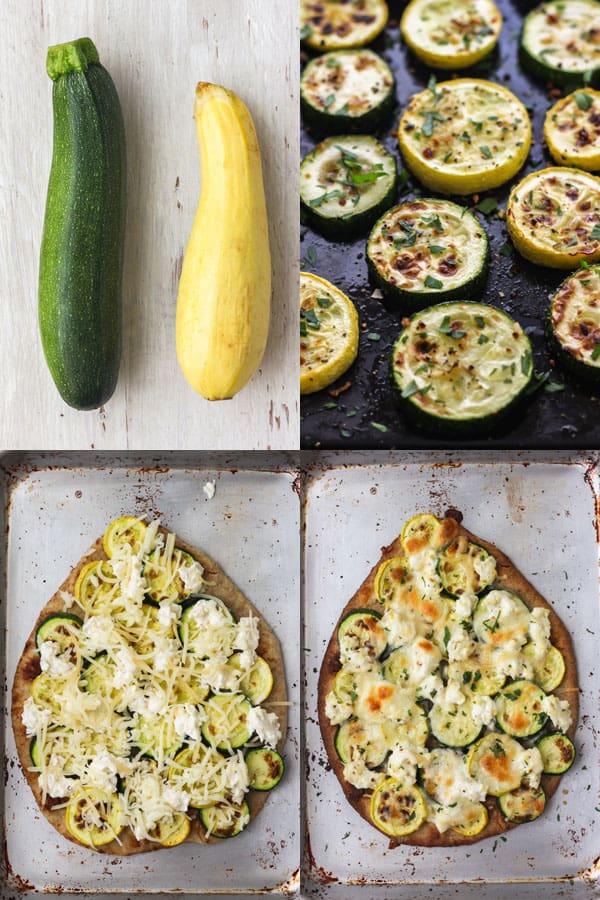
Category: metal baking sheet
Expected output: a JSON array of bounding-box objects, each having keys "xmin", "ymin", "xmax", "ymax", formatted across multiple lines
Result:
[
  {"xmin": 302, "ymin": 451, "xmax": 600, "ymax": 898},
  {"xmin": 300, "ymin": 0, "xmax": 600, "ymax": 449},
  {"xmin": 0, "ymin": 452, "xmax": 300, "ymax": 896}
]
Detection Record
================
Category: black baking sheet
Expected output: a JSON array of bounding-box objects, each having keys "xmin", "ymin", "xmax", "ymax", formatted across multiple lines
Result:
[{"xmin": 300, "ymin": 0, "xmax": 600, "ymax": 449}]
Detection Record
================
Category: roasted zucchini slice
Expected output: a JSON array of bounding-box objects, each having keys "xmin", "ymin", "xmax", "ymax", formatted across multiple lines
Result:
[
  {"xmin": 35, "ymin": 613, "xmax": 83, "ymax": 655},
  {"xmin": 373, "ymin": 556, "xmax": 412, "ymax": 605},
  {"xmin": 300, "ymin": 0, "xmax": 389, "ymax": 51},
  {"xmin": 544, "ymin": 90, "xmax": 600, "ymax": 172},
  {"xmin": 143, "ymin": 548, "xmax": 198, "ymax": 603},
  {"xmin": 537, "ymin": 732, "xmax": 576, "ymax": 774},
  {"xmin": 467, "ymin": 733, "xmax": 525, "ymax": 796},
  {"xmin": 438, "ymin": 538, "xmax": 496, "ymax": 597},
  {"xmin": 370, "ymin": 778, "xmax": 427, "ymax": 836},
  {"xmin": 148, "ymin": 812, "xmax": 191, "ymax": 847},
  {"xmin": 74, "ymin": 559, "xmax": 118, "ymax": 613},
  {"xmin": 178, "ymin": 595, "xmax": 236, "ymax": 655},
  {"xmin": 472, "ymin": 590, "xmax": 530, "ymax": 647},
  {"xmin": 507, "ymin": 168, "xmax": 600, "ymax": 269},
  {"xmin": 384, "ymin": 640, "xmax": 442, "ymax": 686},
  {"xmin": 301, "ymin": 49, "xmax": 395, "ymax": 133},
  {"xmin": 547, "ymin": 266, "xmax": 600, "ymax": 386},
  {"xmin": 448, "ymin": 645, "xmax": 506, "ymax": 697},
  {"xmin": 366, "ymin": 200, "xmax": 489, "ymax": 308},
  {"xmin": 498, "ymin": 785, "xmax": 546, "ymax": 823},
  {"xmin": 65, "ymin": 787, "xmax": 123, "ymax": 847},
  {"xmin": 199, "ymin": 801, "xmax": 250, "ymax": 838},
  {"xmin": 338, "ymin": 609, "xmax": 387, "ymax": 660},
  {"xmin": 495, "ymin": 680, "xmax": 547, "ymax": 738},
  {"xmin": 391, "ymin": 302, "xmax": 534, "ymax": 436},
  {"xmin": 522, "ymin": 643, "xmax": 566, "ymax": 692},
  {"xmin": 232, "ymin": 654, "xmax": 274, "ymax": 705},
  {"xmin": 401, "ymin": 0, "xmax": 502, "ymax": 70},
  {"xmin": 103, "ymin": 515, "xmax": 147, "ymax": 558},
  {"xmin": 335, "ymin": 718, "xmax": 389, "ymax": 766},
  {"xmin": 383, "ymin": 702, "xmax": 430, "ymax": 747},
  {"xmin": 401, "ymin": 512, "xmax": 448, "ymax": 554},
  {"xmin": 397, "ymin": 79, "xmax": 531, "ymax": 195},
  {"xmin": 453, "ymin": 802, "xmax": 489, "ymax": 836},
  {"xmin": 428, "ymin": 696, "xmax": 483, "ymax": 748},
  {"xmin": 201, "ymin": 693, "xmax": 252, "ymax": 751},
  {"xmin": 520, "ymin": 0, "xmax": 600, "ymax": 88},
  {"xmin": 300, "ymin": 136, "xmax": 398, "ymax": 238},
  {"xmin": 245, "ymin": 747, "xmax": 285, "ymax": 790},
  {"xmin": 133, "ymin": 711, "xmax": 182, "ymax": 761},
  {"xmin": 300, "ymin": 271, "xmax": 359, "ymax": 394}
]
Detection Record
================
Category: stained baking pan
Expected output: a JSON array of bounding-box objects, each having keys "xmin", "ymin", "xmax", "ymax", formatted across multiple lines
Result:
[
  {"xmin": 302, "ymin": 450, "xmax": 600, "ymax": 898},
  {"xmin": 300, "ymin": 0, "xmax": 600, "ymax": 449},
  {"xmin": 0, "ymin": 452, "xmax": 300, "ymax": 896}
]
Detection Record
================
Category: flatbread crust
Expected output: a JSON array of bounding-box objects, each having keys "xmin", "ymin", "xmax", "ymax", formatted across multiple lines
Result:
[
  {"xmin": 11, "ymin": 530, "xmax": 287, "ymax": 856},
  {"xmin": 318, "ymin": 515, "xmax": 578, "ymax": 848}
]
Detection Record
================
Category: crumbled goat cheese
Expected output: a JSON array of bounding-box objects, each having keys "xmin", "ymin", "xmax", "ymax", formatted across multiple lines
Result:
[
  {"xmin": 247, "ymin": 707, "xmax": 281, "ymax": 747},
  {"xmin": 325, "ymin": 690, "xmax": 353, "ymax": 725},
  {"xmin": 343, "ymin": 759, "xmax": 386, "ymax": 790},
  {"xmin": 174, "ymin": 704, "xmax": 206, "ymax": 742},
  {"xmin": 203, "ymin": 480, "xmax": 216, "ymax": 500},
  {"xmin": 179, "ymin": 559, "xmax": 204, "ymax": 594},
  {"xmin": 39, "ymin": 640, "xmax": 75, "ymax": 677},
  {"xmin": 86, "ymin": 749, "xmax": 119, "ymax": 794},
  {"xmin": 157, "ymin": 600, "xmax": 182, "ymax": 628},
  {"xmin": 22, "ymin": 697, "xmax": 50, "ymax": 735},
  {"xmin": 386, "ymin": 743, "xmax": 420, "ymax": 785},
  {"xmin": 223, "ymin": 752, "xmax": 250, "ymax": 804},
  {"xmin": 541, "ymin": 694, "xmax": 573, "ymax": 732}
]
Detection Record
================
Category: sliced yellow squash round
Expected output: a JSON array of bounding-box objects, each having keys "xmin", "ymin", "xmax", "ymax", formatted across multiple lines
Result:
[
  {"xmin": 398, "ymin": 79, "xmax": 531, "ymax": 195},
  {"xmin": 401, "ymin": 0, "xmax": 502, "ymax": 70},
  {"xmin": 467, "ymin": 733, "xmax": 524, "ymax": 796},
  {"xmin": 374, "ymin": 556, "xmax": 412, "ymax": 604},
  {"xmin": 507, "ymin": 167, "xmax": 600, "ymax": 268},
  {"xmin": 452, "ymin": 801, "xmax": 489, "ymax": 836},
  {"xmin": 149, "ymin": 812, "xmax": 191, "ymax": 847},
  {"xmin": 544, "ymin": 90, "xmax": 600, "ymax": 172},
  {"xmin": 65, "ymin": 788, "xmax": 123, "ymax": 848},
  {"xmin": 103, "ymin": 515, "xmax": 147, "ymax": 558},
  {"xmin": 370, "ymin": 778, "xmax": 427, "ymax": 836},
  {"xmin": 74, "ymin": 559, "xmax": 118, "ymax": 611},
  {"xmin": 301, "ymin": 0, "xmax": 389, "ymax": 51},
  {"xmin": 401, "ymin": 513, "xmax": 442, "ymax": 554},
  {"xmin": 300, "ymin": 271, "xmax": 359, "ymax": 394}
]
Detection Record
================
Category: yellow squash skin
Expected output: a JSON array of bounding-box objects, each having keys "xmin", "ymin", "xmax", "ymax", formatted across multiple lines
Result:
[{"xmin": 176, "ymin": 83, "xmax": 271, "ymax": 400}]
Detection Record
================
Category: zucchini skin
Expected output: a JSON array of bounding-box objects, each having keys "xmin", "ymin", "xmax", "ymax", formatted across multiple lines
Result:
[{"xmin": 39, "ymin": 38, "xmax": 126, "ymax": 410}]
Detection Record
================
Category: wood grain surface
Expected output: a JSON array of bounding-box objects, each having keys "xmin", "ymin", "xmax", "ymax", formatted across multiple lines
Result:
[{"xmin": 0, "ymin": 0, "xmax": 298, "ymax": 450}]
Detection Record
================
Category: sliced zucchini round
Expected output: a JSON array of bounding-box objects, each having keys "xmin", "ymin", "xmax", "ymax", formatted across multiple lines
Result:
[
  {"xmin": 74, "ymin": 559, "xmax": 118, "ymax": 613},
  {"xmin": 520, "ymin": 0, "xmax": 600, "ymax": 89},
  {"xmin": 383, "ymin": 702, "xmax": 430, "ymax": 746},
  {"xmin": 201, "ymin": 693, "xmax": 252, "ymax": 751},
  {"xmin": 438, "ymin": 539, "xmax": 496, "ymax": 597},
  {"xmin": 333, "ymin": 667, "xmax": 358, "ymax": 703},
  {"xmin": 370, "ymin": 778, "xmax": 427, "ymax": 836},
  {"xmin": 472, "ymin": 590, "xmax": 530, "ymax": 647},
  {"xmin": 103, "ymin": 516, "xmax": 147, "ymax": 558},
  {"xmin": 178, "ymin": 595, "xmax": 236, "ymax": 656},
  {"xmin": 429, "ymin": 696, "xmax": 483, "ymax": 748},
  {"xmin": 467, "ymin": 733, "xmax": 525, "ymax": 796},
  {"xmin": 300, "ymin": 136, "xmax": 398, "ymax": 239},
  {"xmin": 300, "ymin": 271, "xmax": 359, "ymax": 395},
  {"xmin": 29, "ymin": 736, "xmax": 42, "ymax": 768},
  {"xmin": 65, "ymin": 788, "xmax": 123, "ymax": 848},
  {"xmin": 31, "ymin": 672, "xmax": 66, "ymax": 713},
  {"xmin": 245, "ymin": 747, "xmax": 285, "ymax": 790},
  {"xmin": 401, "ymin": 513, "xmax": 445, "ymax": 555},
  {"xmin": 367, "ymin": 200, "xmax": 489, "ymax": 308},
  {"xmin": 169, "ymin": 744, "xmax": 234, "ymax": 809},
  {"xmin": 537, "ymin": 732, "xmax": 576, "ymax": 774},
  {"xmin": 397, "ymin": 79, "xmax": 531, "ymax": 195},
  {"xmin": 544, "ymin": 90, "xmax": 600, "ymax": 172},
  {"xmin": 301, "ymin": 49, "xmax": 395, "ymax": 133},
  {"xmin": 453, "ymin": 802, "xmax": 489, "ymax": 836},
  {"xmin": 547, "ymin": 266, "xmax": 600, "ymax": 385},
  {"xmin": 199, "ymin": 801, "xmax": 250, "ymax": 838},
  {"xmin": 522, "ymin": 643, "xmax": 566, "ymax": 692},
  {"xmin": 234, "ymin": 654, "xmax": 274, "ymax": 705},
  {"xmin": 383, "ymin": 639, "xmax": 442, "ymax": 686},
  {"xmin": 495, "ymin": 680, "xmax": 547, "ymax": 738},
  {"xmin": 498, "ymin": 785, "xmax": 546, "ymax": 824},
  {"xmin": 507, "ymin": 168, "xmax": 600, "ymax": 269},
  {"xmin": 401, "ymin": 0, "xmax": 502, "ymax": 70},
  {"xmin": 391, "ymin": 302, "xmax": 534, "ymax": 436},
  {"xmin": 149, "ymin": 812, "xmax": 191, "ymax": 846},
  {"xmin": 335, "ymin": 718, "xmax": 388, "ymax": 766},
  {"xmin": 82, "ymin": 653, "xmax": 120, "ymax": 701},
  {"xmin": 448, "ymin": 645, "xmax": 506, "ymax": 697},
  {"xmin": 133, "ymin": 712, "xmax": 182, "ymax": 761},
  {"xmin": 338, "ymin": 609, "xmax": 387, "ymax": 660},
  {"xmin": 35, "ymin": 612, "xmax": 83, "ymax": 653},
  {"xmin": 300, "ymin": 0, "xmax": 389, "ymax": 51},
  {"xmin": 373, "ymin": 556, "xmax": 412, "ymax": 605},
  {"xmin": 143, "ymin": 548, "xmax": 196, "ymax": 603}
]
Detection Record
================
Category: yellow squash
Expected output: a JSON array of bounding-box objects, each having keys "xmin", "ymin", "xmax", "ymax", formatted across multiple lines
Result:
[{"xmin": 176, "ymin": 83, "xmax": 271, "ymax": 400}]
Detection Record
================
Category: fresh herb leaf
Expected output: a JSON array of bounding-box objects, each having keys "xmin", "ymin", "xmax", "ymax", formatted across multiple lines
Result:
[
  {"xmin": 317, "ymin": 296, "xmax": 331, "ymax": 308},
  {"xmin": 300, "ymin": 308, "xmax": 320, "ymax": 329},
  {"xmin": 350, "ymin": 170, "xmax": 388, "ymax": 184},
  {"xmin": 309, "ymin": 189, "xmax": 344, "ymax": 208},
  {"xmin": 371, "ymin": 421, "xmax": 388, "ymax": 433},
  {"xmin": 421, "ymin": 213, "xmax": 444, "ymax": 232},
  {"xmin": 300, "ymin": 320, "xmax": 307, "ymax": 337},
  {"xmin": 474, "ymin": 315, "xmax": 485, "ymax": 328},
  {"xmin": 590, "ymin": 224, "xmax": 600, "ymax": 240},
  {"xmin": 474, "ymin": 196, "xmax": 498, "ymax": 216},
  {"xmin": 592, "ymin": 344, "xmax": 600, "ymax": 361},
  {"xmin": 425, "ymin": 274, "xmax": 443, "ymax": 290},
  {"xmin": 480, "ymin": 145, "xmax": 493, "ymax": 159},
  {"xmin": 521, "ymin": 350, "xmax": 532, "ymax": 375},
  {"xmin": 443, "ymin": 626, "xmax": 451, "ymax": 648},
  {"xmin": 300, "ymin": 24, "xmax": 312, "ymax": 40},
  {"xmin": 490, "ymin": 738, "xmax": 506, "ymax": 758},
  {"xmin": 427, "ymin": 73, "xmax": 439, "ymax": 101},
  {"xmin": 478, "ymin": 333, "xmax": 489, "ymax": 344},
  {"xmin": 367, "ymin": 332, "xmax": 381, "ymax": 341},
  {"xmin": 336, "ymin": 103, "xmax": 350, "ymax": 116},
  {"xmin": 421, "ymin": 110, "xmax": 445, "ymax": 137},
  {"xmin": 401, "ymin": 380, "xmax": 431, "ymax": 399},
  {"xmin": 302, "ymin": 245, "xmax": 317, "ymax": 267},
  {"xmin": 574, "ymin": 91, "xmax": 593, "ymax": 111},
  {"xmin": 499, "ymin": 241, "xmax": 514, "ymax": 257},
  {"xmin": 429, "ymin": 244, "xmax": 445, "ymax": 255},
  {"xmin": 326, "ymin": 57, "xmax": 340, "ymax": 69},
  {"xmin": 323, "ymin": 93, "xmax": 336, "ymax": 110}
]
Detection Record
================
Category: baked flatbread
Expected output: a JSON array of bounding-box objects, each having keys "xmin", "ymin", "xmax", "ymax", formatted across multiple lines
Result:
[
  {"xmin": 12, "ymin": 518, "xmax": 287, "ymax": 855},
  {"xmin": 318, "ymin": 513, "xmax": 578, "ymax": 847}
]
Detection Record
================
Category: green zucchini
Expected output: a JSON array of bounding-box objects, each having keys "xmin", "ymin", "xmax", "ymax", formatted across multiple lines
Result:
[
  {"xmin": 390, "ymin": 302, "xmax": 534, "ymax": 436},
  {"xmin": 30, "ymin": 736, "xmax": 43, "ymax": 768},
  {"xmin": 337, "ymin": 609, "xmax": 387, "ymax": 660},
  {"xmin": 437, "ymin": 539, "xmax": 496, "ymax": 598},
  {"xmin": 520, "ymin": 1, "xmax": 600, "ymax": 88},
  {"xmin": 35, "ymin": 613, "xmax": 83, "ymax": 651},
  {"xmin": 39, "ymin": 38, "xmax": 126, "ymax": 410},
  {"xmin": 547, "ymin": 266, "xmax": 600, "ymax": 386},
  {"xmin": 472, "ymin": 590, "xmax": 530, "ymax": 646},
  {"xmin": 199, "ymin": 801, "xmax": 250, "ymax": 838},
  {"xmin": 367, "ymin": 200, "xmax": 489, "ymax": 308},
  {"xmin": 201, "ymin": 693, "xmax": 252, "ymax": 751},
  {"xmin": 300, "ymin": 136, "xmax": 398, "ymax": 239},
  {"xmin": 245, "ymin": 747, "xmax": 285, "ymax": 790},
  {"xmin": 497, "ymin": 785, "xmax": 546, "ymax": 823},
  {"xmin": 300, "ymin": 49, "xmax": 395, "ymax": 134},
  {"xmin": 522, "ymin": 643, "xmax": 566, "ymax": 692},
  {"xmin": 495, "ymin": 680, "xmax": 547, "ymax": 739},
  {"xmin": 428, "ymin": 697, "xmax": 483, "ymax": 748},
  {"xmin": 334, "ymin": 718, "xmax": 388, "ymax": 767},
  {"xmin": 537, "ymin": 732, "xmax": 576, "ymax": 774}
]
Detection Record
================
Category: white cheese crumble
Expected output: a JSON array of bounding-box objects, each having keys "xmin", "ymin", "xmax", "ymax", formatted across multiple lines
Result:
[
  {"xmin": 519, "ymin": 746, "xmax": 544, "ymax": 790},
  {"xmin": 343, "ymin": 758, "xmax": 386, "ymax": 790},
  {"xmin": 235, "ymin": 615, "xmax": 260, "ymax": 654},
  {"xmin": 203, "ymin": 480, "xmax": 216, "ymax": 500},
  {"xmin": 386, "ymin": 742, "xmax": 421, "ymax": 785},
  {"xmin": 40, "ymin": 754, "xmax": 75, "ymax": 798},
  {"xmin": 447, "ymin": 625, "xmax": 476, "ymax": 662},
  {"xmin": 112, "ymin": 645, "xmax": 138, "ymax": 687},
  {"xmin": 541, "ymin": 694, "xmax": 573, "ymax": 732},
  {"xmin": 324, "ymin": 690, "xmax": 353, "ymax": 725},
  {"xmin": 455, "ymin": 592, "xmax": 477, "ymax": 621},
  {"xmin": 470, "ymin": 695, "xmax": 496, "ymax": 728},
  {"xmin": 179, "ymin": 559, "xmax": 205, "ymax": 594},
  {"xmin": 222, "ymin": 752, "xmax": 249, "ymax": 804},
  {"xmin": 39, "ymin": 641, "xmax": 76, "ymax": 677},
  {"xmin": 473, "ymin": 553, "xmax": 497, "ymax": 585},
  {"xmin": 86, "ymin": 749, "xmax": 119, "ymax": 794},
  {"xmin": 157, "ymin": 600, "xmax": 182, "ymax": 628},
  {"xmin": 247, "ymin": 706, "xmax": 281, "ymax": 747},
  {"xmin": 22, "ymin": 696, "xmax": 50, "ymax": 735},
  {"xmin": 381, "ymin": 607, "xmax": 419, "ymax": 648},
  {"xmin": 174, "ymin": 704, "xmax": 206, "ymax": 741},
  {"xmin": 528, "ymin": 607, "xmax": 551, "ymax": 659}
]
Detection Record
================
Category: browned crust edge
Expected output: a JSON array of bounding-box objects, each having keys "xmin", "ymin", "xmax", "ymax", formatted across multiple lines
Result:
[
  {"xmin": 317, "ymin": 518, "xmax": 579, "ymax": 849},
  {"xmin": 11, "ymin": 530, "xmax": 287, "ymax": 856}
]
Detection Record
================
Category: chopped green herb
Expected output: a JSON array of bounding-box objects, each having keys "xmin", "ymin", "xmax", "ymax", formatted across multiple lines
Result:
[
  {"xmin": 323, "ymin": 93, "xmax": 336, "ymax": 110},
  {"xmin": 474, "ymin": 315, "xmax": 485, "ymax": 328},
  {"xmin": 317, "ymin": 296, "xmax": 331, "ymax": 308},
  {"xmin": 590, "ymin": 224, "xmax": 600, "ymax": 241},
  {"xmin": 301, "ymin": 308, "xmax": 320, "ymax": 329},
  {"xmin": 490, "ymin": 738, "xmax": 506, "ymax": 758},
  {"xmin": 323, "ymin": 402, "xmax": 337, "ymax": 409},
  {"xmin": 479, "ymin": 145, "xmax": 493, "ymax": 159},
  {"xmin": 427, "ymin": 73, "xmax": 439, "ymax": 101},
  {"xmin": 421, "ymin": 214, "xmax": 444, "ymax": 232},
  {"xmin": 425, "ymin": 274, "xmax": 443, "ymax": 290},
  {"xmin": 421, "ymin": 110, "xmax": 445, "ymax": 137},
  {"xmin": 302, "ymin": 245, "xmax": 317, "ymax": 267},
  {"xmin": 371, "ymin": 421, "xmax": 388, "ymax": 433},
  {"xmin": 401, "ymin": 380, "xmax": 431, "ymax": 399},
  {"xmin": 591, "ymin": 344, "xmax": 600, "ymax": 361},
  {"xmin": 367, "ymin": 332, "xmax": 381, "ymax": 342},
  {"xmin": 300, "ymin": 320, "xmax": 307, "ymax": 337},
  {"xmin": 521, "ymin": 350, "xmax": 532, "ymax": 375},
  {"xmin": 478, "ymin": 333, "xmax": 489, "ymax": 344},
  {"xmin": 300, "ymin": 24, "xmax": 312, "ymax": 40},
  {"xmin": 443, "ymin": 626, "xmax": 451, "ymax": 648},
  {"xmin": 429, "ymin": 244, "xmax": 445, "ymax": 255},
  {"xmin": 474, "ymin": 196, "xmax": 498, "ymax": 216},
  {"xmin": 326, "ymin": 57, "xmax": 340, "ymax": 69},
  {"xmin": 499, "ymin": 241, "xmax": 514, "ymax": 258},
  {"xmin": 309, "ymin": 189, "xmax": 344, "ymax": 208},
  {"xmin": 336, "ymin": 103, "xmax": 350, "ymax": 117}
]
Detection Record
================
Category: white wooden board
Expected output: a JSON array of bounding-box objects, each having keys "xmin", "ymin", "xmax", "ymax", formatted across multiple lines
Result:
[{"xmin": 0, "ymin": 0, "xmax": 299, "ymax": 450}]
